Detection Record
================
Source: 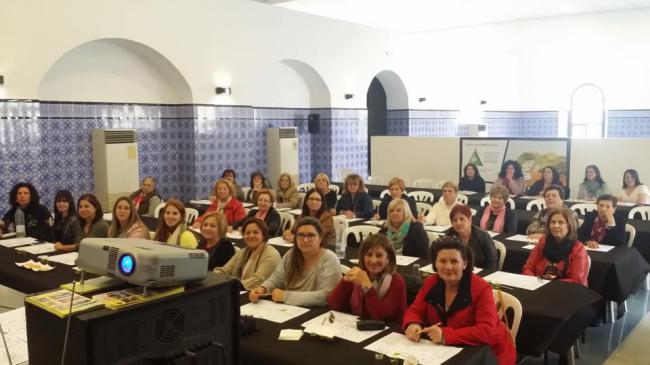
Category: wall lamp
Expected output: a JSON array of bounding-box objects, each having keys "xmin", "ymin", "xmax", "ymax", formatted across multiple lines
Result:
[
  {"xmin": 215, "ymin": 87, "xmax": 231, "ymax": 95},
  {"xmin": 344, "ymin": 93, "xmax": 354, "ymax": 100},
  {"xmin": 0, "ymin": 75, "xmax": 4, "ymax": 85},
  {"xmin": 418, "ymin": 97, "xmax": 426, "ymax": 102}
]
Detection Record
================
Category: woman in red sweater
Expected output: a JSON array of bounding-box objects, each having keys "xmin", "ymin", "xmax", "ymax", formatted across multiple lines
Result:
[
  {"xmin": 328, "ymin": 234, "xmax": 406, "ymax": 323},
  {"xmin": 522, "ymin": 207, "xmax": 589, "ymax": 286},
  {"xmin": 403, "ymin": 236, "xmax": 516, "ymax": 365},
  {"xmin": 194, "ymin": 179, "xmax": 246, "ymax": 228}
]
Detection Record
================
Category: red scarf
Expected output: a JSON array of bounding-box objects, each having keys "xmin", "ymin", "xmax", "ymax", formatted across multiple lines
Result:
[{"xmin": 590, "ymin": 216, "xmax": 607, "ymax": 243}]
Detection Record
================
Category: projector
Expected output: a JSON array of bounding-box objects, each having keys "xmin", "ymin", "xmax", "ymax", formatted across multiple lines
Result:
[{"xmin": 77, "ymin": 238, "xmax": 208, "ymax": 287}]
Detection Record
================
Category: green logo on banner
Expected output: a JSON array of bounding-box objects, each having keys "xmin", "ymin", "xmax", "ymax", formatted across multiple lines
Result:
[{"xmin": 469, "ymin": 149, "xmax": 483, "ymax": 166}]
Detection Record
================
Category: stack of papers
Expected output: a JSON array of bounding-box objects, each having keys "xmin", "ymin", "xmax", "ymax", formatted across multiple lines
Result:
[
  {"xmin": 483, "ymin": 271, "xmax": 549, "ymax": 290},
  {"xmin": 278, "ymin": 329, "xmax": 303, "ymax": 341},
  {"xmin": 0, "ymin": 307, "xmax": 28, "ymax": 365},
  {"xmin": 240, "ymin": 300, "xmax": 310, "ymax": 323},
  {"xmin": 39, "ymin": 252, "xmax": 78, "ymax": 266},
  {"xmin": 364, "ymin": 332, "xmax": 462, "ymax": 365},
  {"xmin": 586, "ymin": 244, "xmax": 615, "ymax": 252},
  {"xmin": 0, "ymin": 237, "xmax": 38, "ymax": 248},
  {"xmin": 506, "ymin": 234, "xmax": 538, "ymax": 244},
  {"xmin": 302, "ymin": 311, "xmax": 387, "ymax": 343},
  {"xmin": 16, "ymin": 243, "xmax": 56, "ymax": 255}
]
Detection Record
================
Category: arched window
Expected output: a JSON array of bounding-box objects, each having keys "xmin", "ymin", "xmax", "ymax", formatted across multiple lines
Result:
[{"xmin": 569, "ymin": 84, "xmax": 605, "ymax": 138}]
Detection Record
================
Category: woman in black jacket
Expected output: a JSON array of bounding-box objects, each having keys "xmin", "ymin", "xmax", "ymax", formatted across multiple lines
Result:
[
  {"xmin": 458, "ymin": 163, "xmax": 486, "ymax": 193},
  {"xmin": 52, "ymin": 190, "xmax": 83, "ymax": 251},
  {"xmin": 379, "ymin": 198, "xmax": 429, "ymax": 259},
  {"xmin": 374, "ymin": 177, "xmax": 418, "ymax": 220},
  {"xmin": 1, "ymin": 182, "xmax": 53, "ymax": 241},
  {"xmin": 234, "ymin": 189, "xmax": 281, "ymax": 236}
]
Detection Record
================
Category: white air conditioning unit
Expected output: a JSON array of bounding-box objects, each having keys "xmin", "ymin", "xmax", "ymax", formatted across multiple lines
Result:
[
  {"xmin": 267, "ymin": 127, "xmax": 299, "ymax": 186},
  {"xmin": 92, "ymin": 129, "xmax": 140, "ymax": 211}
]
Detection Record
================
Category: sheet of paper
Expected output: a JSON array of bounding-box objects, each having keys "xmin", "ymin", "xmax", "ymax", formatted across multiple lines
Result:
[
  {"xmin": 243, "ymin": 203, "xmax": 254, "ymax": 208},
  {"xmin": 16, "ymin": 243, "xmax": 56, "ymax": 255},
  {"xmin": 505, "ymin": 234, "xmax": 538, "ymax": 244},
  {"xmin": 458, "ymin": 190, "xmax": 477, "ymax": 195},
  {"xmin": 288, "ymin": 209, "xmax": 303, "ymax": 215},
  {"xmin": 302, "ymin": 311, "xmax": 387, "ymax": 343},
  {"xmin": 364, "ymin": 220, "xmax": 385, "ymax": 226},
  {"xmin": 521, "ymin": 244, "xmax": 536, "ymax": 250},
  {"xmin": 102, "ymin": 213, "xmax": 113, "ymax": 221},
  {"xmin": 419, "ymin": 265, "xmax": 482, "ymax": 275},
  {"xmin": 483, "ymin": 271, "xmax": 549, "ymax": 290},
  {"xmin": 1, "ymin": 232, "xmax": 16, "ymax": 239},
  {"xmin": 618, "ymin": 202, "xmax": 635, "ymax": 207},
  {"xmin": 0, "ymin": 307, "xmax": 29, "ymax": 365},
  {"xmin": 395, "ymin": 255, "xmax": 420, "ymax": 266},
  {"xmin": 0, "ymin": 237, "xmax": 38, "ymax": 248},
  {"xmin": 586, "ymin": 244, "xmax": 615, "ymax": 252},
  {"xmin": 278, "ymin": 329, "xmax": 303, "ymax": 341},
  {"xmin": 519, "ymin": 195, "xmax": 539, "ymax": 200},
  {"xmin": 268, "ymin": 237, "xmax": 294, "ymax": 247},
  {"xmin": 40, "ymin": 252, "xmax": 78, "ymax": 266},
  {"xmin": 275, "ymin": 207, "xmax": 291, "ymax": 212},
  {"xmin": 423, "ymin": 225, "xmax": 451, "ymax": 233},
  {"xmin": 364, "ymin": 332, "xmax": 462, "ymax": 365},
  {"xmin": 487, "ymin": 231, "xmax": 499, "ymax": 238},
  {"xmin": 240, "ymin": 300, "xmax": 310, "ymax": 323},
  {"xmin": 189, "ymin": 199, "xmax": 212, "ymax": 205},
  {"xmin": 226, "ymin": 231, "xmax": 243, "ymax": 240}
]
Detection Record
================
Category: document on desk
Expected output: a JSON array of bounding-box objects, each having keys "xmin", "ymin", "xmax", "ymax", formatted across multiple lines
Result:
[
  {"xmin": 302, "ymin": 311, "xmax": 387, "ymax": 343},
  {"xmin": 268, "ymin": 237, "xmax": 294, "ymax": 247},
  {"xmin": 41, "ymin": 252, "xmax": 78, "ymax": 266},
  {"xmin": 189, "ymin": 199, "xmax": 212, "ymax": 205},
  {"xmin": 288, "ymin": 209, "xmax": 303, "ymax": 215},
  {"xmin": 0, "ymin": 237, "xmax": 38, "ymax": 248},
  {"xmin": 364, "ymin": 332, "xmax": 462, "ymax": 365},
  {"xmin": 275, "ymin": 207, "xmax": 291, "ymax": 212},
  {"xmin": 16, "ymin": 243, "xmax": 56, "ymax": 255},
  {"xmin": 586, "ymin": 244, "xmax": 615, "ymax": 252},
  {"xmin": 240, "ymin": 300, "xmax": 309, "ymax": 323},
  {"xmin": 243, "ymin": 203, "xmax": 254, "ymax": 208},
  {"xmin": 506, "ymin": 234, "xmax": 538, "ymax": 244},
  {"xmin": 0, "ymin": 307, "xmax": 29, "ymax": 365},
  {"xmin": 487, "ymin": 231, "xmax": 499, "ymax": 238},
  {"xmin": 458, "ymin": 190, "xmax": 477, "ymax": 195},
  {"xmin": 423, "ymin": 225, "xmax": 451, "ymax": 233},
  {"xmin": 364, "ymin": 220, "xmax": 385, "ymax": 226},
  {"xmin": 395, "ymin": 255, "xmax": 419, "ymax": 266},
  {"xmin": 483, "ymin": 271, "xmax": 549, "ymax": 291},
  {"xmin": 226, "ymin": 231, "xmax": 243, "ymax": 240}
]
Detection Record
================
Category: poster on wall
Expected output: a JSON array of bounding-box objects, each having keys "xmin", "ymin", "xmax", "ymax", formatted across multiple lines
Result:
[{"xmin": 460, "ymin": 138, "xmax": 571, "ymax": 191}]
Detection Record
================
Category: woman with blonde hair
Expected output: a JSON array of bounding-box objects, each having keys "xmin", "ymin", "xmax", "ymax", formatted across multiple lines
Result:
[
  {"xmin": 108, "ymin": 197, "xmax": 150, "ymax": 239},
  {"xmin": 378, "ymin": 198, "xmax": 429, "ymax": 259},
  {"xmin": 154, "ymin": 199, "xmax": 198, "ymax": 249},
  {"xmin": 275, "ymin": 173, "xmax": 301, "ymax": 209},
  {"xmin": 199, "ymin": 211, "xmax": 235, "ymax": 270},
  {"xmin": 194, "ymin": 179, "xmax": 246, "ymax": 228},
  {"xmin": 314, "ymin": 172, "xmax": 338, "ymax": 215}
]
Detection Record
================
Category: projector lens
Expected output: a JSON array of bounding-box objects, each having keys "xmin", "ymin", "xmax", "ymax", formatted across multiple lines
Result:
[{"xmin": 118, "ymin": 254, "xmax": 136, "ymax": 276}]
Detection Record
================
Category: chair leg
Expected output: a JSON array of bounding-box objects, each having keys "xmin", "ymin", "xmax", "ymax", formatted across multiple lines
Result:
[
  {"xmin": 606, "ymin": 301, "xmax": 617, "ymax": 323},
  {"xmin": 574, "ymin": 339, "xmax": 581, "ymax": 358},
  {"xmin": 566, "ymin": 346, "xmax": 576, "ymax": 365}
]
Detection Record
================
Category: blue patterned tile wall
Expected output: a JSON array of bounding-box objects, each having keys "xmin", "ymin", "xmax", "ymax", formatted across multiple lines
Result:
[
  {"xmin": 330, "ymin": 108, "xmax": 368, "ymax": 181},
  {"xmin": 386, "ymin": 109, "xmax": 409, "ymax": 136},
  {"xmin": 483, "ymin": 111, "xmax": 558, "ymax": 137},
  {"xmin": 311, "ymin": 108, "xmax": 333, "ymax": 180},
  {"xmin": 408, "ymin": 110, "xmax": 459, "ymax": 137},
  {"xmin": 608, "ymin": 110, "xmax": 650, "ymax": 137}
]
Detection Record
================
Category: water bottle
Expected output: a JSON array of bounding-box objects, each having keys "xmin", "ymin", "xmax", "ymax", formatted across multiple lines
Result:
[
  {"xmin": 335, "ymin": 241, "xmax": 346, "ymax": 260},
  {"xmin": 15, "ymin": 207, "xmax": 26, "ymax": 238}
]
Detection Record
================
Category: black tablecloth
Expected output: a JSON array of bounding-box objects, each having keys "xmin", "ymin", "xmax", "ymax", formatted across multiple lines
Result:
[{"xmin": 238, "ymin": 296, "xmax": 498, "ymax": 365}]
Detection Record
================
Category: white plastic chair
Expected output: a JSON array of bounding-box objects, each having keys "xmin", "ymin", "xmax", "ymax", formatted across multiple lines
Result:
[
  {"xmin": 570, "ymin": 203, "xmax": 597, "ymax": 216},
  {"xmin": 480, "ymin": 196, "xmax": 515, "ymax": 210},
  {"xmin": 438, "ymin": 193, "xmax": 468, "ymax": 205},
  {"xmin": 628, "ymin": 206, "xmax": 650, "ymax": 220},
  {"xmin": 526, "ymin": 199, "xmax": 546, "ymax": 211},
  {"xmin": 343, "ymin": 225, "xmax": 380, "ymax": 247},
  {"xmin": 380, "ymin": 189, "xmax": 390, "ymax": 198},
  {"xmin": 415, "ymin": 202, "xmax": 432, "ymax": 216},
  {"xmin": 412, "ymin": 178, "xmax": 436, "ymax": 189},
  {"xmin": 434, "ymin": 180, "xmax": 451, "ymax": 189},
  {"xmin": 241, "ymin": 187, "xmax": 251, "ymax": 200},
  {"xmin": 297, "ymin": 192, "xmax": 306, "ymax": 208},
  {"xmin": 297, "ymin": 183, "xmax": 315, "ymax": 192},
  {"xmin": 426, "ymin": 231, "xmax": 440, "ymax": 248},
  {"xmin": 153, "ymin": 202, "xmax": 166, "ymax": 218},
  {"xmin": 372, "ymin": 199, "xmax": 382, "ymax": 211},
  {"xmin": 626, "ymin": 224, "xmax": 636, "ymax": 248},
  {"xmin": 279, "ymin": 212, "xmax": 295, "ymax": 232},
  {"xmin": 185, "ymin": 208, "xmax": 199, "ymax": 224},
  {"xmin": 493, "ymin": 240, "xmax": 506, "ymax": 271},
  {"xmin": 470, "ymin": 208, "xmax": 477, "ymax": 217},
  {"xmin": 328, "ymin": 184, "xmax": 340, "ymax": 195},
  {"xmin": 407, "ymin": 190, "xmax": 435, "ymax": 203},
  {"xmin": 493, "ymin": 289, "xmax": 522, "ymax": 341}
]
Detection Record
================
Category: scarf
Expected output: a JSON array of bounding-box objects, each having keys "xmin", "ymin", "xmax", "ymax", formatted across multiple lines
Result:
[
  {"xmin": 167, "ymin": 223, "xmax": 188, "ymax": 245},
  {"xmin": 255, "ymin": 209, "xmax": 268, "ymax": 220},
  {"xmin": 590, "ymin": 216, "xmax": 607, "ymax": 243},
  {"xmin": 387, "ymin": 221, "xmax": 410, "ymax": 253},
  {"xmin": 217, "ymin": 197, "xmax": 231, "ymax": 214},
  {"xmin": 542, "ymin": 234, "xmax": 576, "ymax": 264},
  {"xmin": 350, "ymin": 273, "xmax": 393, "ymax": 318},
  {"xmin": 480, "ymin": 204, "xmax": 506, "ymax": 233},
  {"xmin": 583, "ymin": 180, "xmax": 602, "ymax": 198}
]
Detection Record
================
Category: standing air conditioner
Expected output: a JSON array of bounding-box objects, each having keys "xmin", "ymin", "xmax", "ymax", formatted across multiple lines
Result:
[
  {"xmin": 267, "ymin": 127, "xmax": 299, "ymax": 186},
  {"xmin": 92, "ymin": 129, "xmax": 140, "ymax": 212}
]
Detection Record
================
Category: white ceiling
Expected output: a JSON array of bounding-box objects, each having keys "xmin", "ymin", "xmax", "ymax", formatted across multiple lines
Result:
[{"xmin": 255, "ymin": 0, "xmax": 650, "ymax": 32}]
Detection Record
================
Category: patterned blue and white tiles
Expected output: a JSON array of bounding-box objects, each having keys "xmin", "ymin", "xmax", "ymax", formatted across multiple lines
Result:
[
  {"xmin": 483, "ymin": 111, "xmax": 558, "ymax": 137},
  {"xmin": 608, "ymin": 110, "xmax": 650, "ymax": 137}
]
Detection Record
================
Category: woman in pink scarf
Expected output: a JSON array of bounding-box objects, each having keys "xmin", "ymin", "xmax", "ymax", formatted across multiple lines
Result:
[{"xmin": 476, "ymin": 186, "xmax": 517, "ymax": 234}]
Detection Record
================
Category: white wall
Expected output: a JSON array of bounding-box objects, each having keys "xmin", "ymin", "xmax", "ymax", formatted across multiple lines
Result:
[{"xmin": 0, "ymin": 0, "xmax": 392, "ymax": 107}]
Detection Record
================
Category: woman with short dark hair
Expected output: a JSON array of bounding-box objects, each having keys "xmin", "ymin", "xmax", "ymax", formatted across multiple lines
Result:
[
  {"xmin": 526, "ymin": 166, "xmax": 560, "ymax": 197},
  {"xmin": 494, "ymin": 160, "xmax": 525, "ymax": 195}
]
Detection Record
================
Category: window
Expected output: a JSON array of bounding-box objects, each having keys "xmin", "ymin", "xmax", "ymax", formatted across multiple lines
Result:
[{"xmin": 570, "ymin": 84, "xmax": 605, "ymax": 138}]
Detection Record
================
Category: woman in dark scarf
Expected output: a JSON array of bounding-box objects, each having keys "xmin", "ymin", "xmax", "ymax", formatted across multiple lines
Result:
[{"xmin": 522, "ymin": 207, "xmax": 589, "ymax": 286}]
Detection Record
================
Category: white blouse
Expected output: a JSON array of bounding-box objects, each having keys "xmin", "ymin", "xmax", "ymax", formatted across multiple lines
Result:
[{"xmin": 618, "ymin": 184, "xmax": 650, "ymax": 204}]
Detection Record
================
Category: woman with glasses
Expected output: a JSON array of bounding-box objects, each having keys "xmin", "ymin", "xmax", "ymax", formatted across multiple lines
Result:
[
  {"xmin": 282, "ymin": 189, "xmax": 335, "ymax": 247},
  {"xmin": 249, "ymin": 217, "xmax": 341, "ymax": 307}
]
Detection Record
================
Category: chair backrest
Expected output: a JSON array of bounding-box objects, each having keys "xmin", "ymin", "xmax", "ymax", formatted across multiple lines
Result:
[
  {"xmin": 372, "ymin": 199, "xmax": 382, "ymax": 211},
  {"xmin": 625, "ymin": 224, "xmax": 637, "ymax": 248},
  {"xmin": 297, "ymin": 192, "xmax": 306, "ymax": 208},
  {"xmin": 629, "ymin": 206, "xmax": 650, "ymax": 220},
  {"xmin": 426, "ymin": 231, "xmax": 440, "ymax": 248},
  {"xmin": 416, "ymin": 202, "xmax": 432, "ymax": 216},
  {"xmin": 380, "ymin": 189, "xmax": 390, "ymax": 199},
  {"xmin": 343, "ymin": 225, "xmax": 380, "ymax": 247},
  {"xmin": 434, "ymin": 180, "xmax": 451, "ymax": 189},
  {"xmin": 412, "ymin": 178, "xmax": 436, "ymax": 189},
  {"xmin": 153, "ymin": 202, "xmax": 166, "ymax": 218},
  {"xmin": 297, "ymin": 183, "xmax": 315, "ymax": 193},
  {"xmin": 185, "ymin": 208, "xmax": 200, "ymax": 225},
  {"xmin": 241, "ymin": 187, "xmax": 251, "ymax": 199},
  {"xmin": 570, "ymin": 203, "xmax": 597, "ymax": 216},
  {"xmin": 470, "ymin": 208, "xmax": 477, "ymax": 217},
  {"xmin": 328, "ymin": 184, "xmax": 340, "ymax": 195},
  {"xmin": 278, "ymin": 212, "xmax": 296, "ymax": 233},
  {"xmin": 438, "ymin": 193, "xmax": 468, "ymax": 205},
  {"xmin": 480, "ymin": 196, "xmax": 515, "ymax": 210},
  {"xmin": 493, "ymin": 289, "xmax": 522, "ymax": 341},
  {"xmin": 493, "ymin": 240, "xmax": 506, "ymax": 271},
  {"xmin": 526, "ymin": 198, "xmax": 546, "ymax": 211},
  {"xmin": 407, "ymin": 190, "xmax": 435, "ymax": 203}
]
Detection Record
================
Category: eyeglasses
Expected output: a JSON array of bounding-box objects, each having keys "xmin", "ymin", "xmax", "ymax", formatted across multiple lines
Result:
[{"xmin": 297, "ymin": 232, "xmax": 318, "ymax": 240}]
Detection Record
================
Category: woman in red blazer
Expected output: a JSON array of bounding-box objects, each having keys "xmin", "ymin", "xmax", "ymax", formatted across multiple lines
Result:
[
  {"xmin": 403, "ymin": 236, "xmax": 516, "ymax": 365},
  {"xmin": 328, "ymin": 234, "xmax": 406, "ymax": 323},
  {"xmin": 194, "ymin": 179, "xmax": 246, "ymax": 228},
  {"xmin": 522, "ymin": 207, "xmax": 589, "ymax": 286}
]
